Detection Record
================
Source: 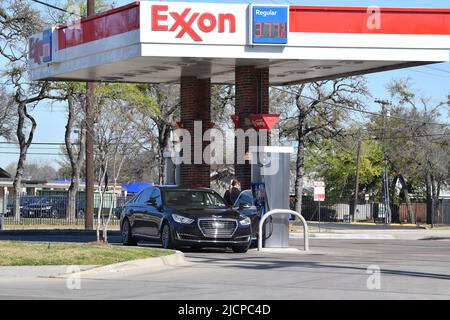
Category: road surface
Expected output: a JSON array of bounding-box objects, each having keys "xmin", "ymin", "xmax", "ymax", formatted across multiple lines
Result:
[{"xmin": 0, "ymin": 238, "xmax": 449, "ymax": 299}]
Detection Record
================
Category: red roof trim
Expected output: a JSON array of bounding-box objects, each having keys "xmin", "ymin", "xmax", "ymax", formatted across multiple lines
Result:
[
  {"xmin": 289, "ymin": 5, "xmax": 450, "ymax": 35},
  {"xmin": 57, "ymin": 1, "xmax": 140, "ymax": 31}
]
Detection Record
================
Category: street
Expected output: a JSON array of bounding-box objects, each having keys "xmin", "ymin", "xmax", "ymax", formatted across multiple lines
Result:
[{"xmin": 1, "ymin": 238, "xmax": 449, "ymax": 299}]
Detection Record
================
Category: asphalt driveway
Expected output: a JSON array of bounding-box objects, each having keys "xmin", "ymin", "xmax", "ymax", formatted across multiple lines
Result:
[{"xmin": 0, "ymin": 236, "xmax": 449, "ymax": 299}]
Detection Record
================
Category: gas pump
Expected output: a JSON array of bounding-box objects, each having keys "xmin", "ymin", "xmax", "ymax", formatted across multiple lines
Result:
[
  {"xmin": 250, "ymin": 180, "xmax": 271, "ymax": 246},
  {"xmin": 250, "ymin": 146, "xmax": 293, "ymax": 248}
]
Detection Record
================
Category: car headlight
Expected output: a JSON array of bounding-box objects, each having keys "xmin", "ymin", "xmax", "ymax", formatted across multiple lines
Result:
[
  {"xmin": 239, "ymin": 217, "xmax": 251, "ymax": 226},
  {"xmin": 172, "ymin": 214, "xmax": 194, "ymax": 224}
]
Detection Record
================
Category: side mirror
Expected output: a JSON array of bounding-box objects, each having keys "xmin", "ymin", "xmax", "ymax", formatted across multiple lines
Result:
[
  {"xmin": 239, "ymin": 202, "xmax": 251, "ymax": 210},
  {"xmin": 147, "ymin": 198, "xmax": 157, "ymax": 206}
]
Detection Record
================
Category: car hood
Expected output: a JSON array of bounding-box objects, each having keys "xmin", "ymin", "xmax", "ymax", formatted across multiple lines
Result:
[
  {"xmin": 170, "ymin": 207, "xmax": 242, "ymax": 220},
  {"xmin": 27, "ymin": 203, "xmax": 51, "ymax": 208}
]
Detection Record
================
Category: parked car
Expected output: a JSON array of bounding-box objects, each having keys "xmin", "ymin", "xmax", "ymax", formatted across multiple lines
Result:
[
  {"xmin": 119, "ymin": 186, "xmax": 253, "ymax": 253},
  {"xmin": 6, "ymin": 196, "xmax": 41, "ymax": 216},
  {"xmin": 115, "ymin": 195, "xmax": 134, "ymax": 219},
  {"xmin": 22, "ymin": 196, "xmax": 86, "ymax": 219}
]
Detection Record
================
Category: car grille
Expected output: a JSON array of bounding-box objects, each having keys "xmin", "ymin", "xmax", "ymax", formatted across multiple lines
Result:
[{"xmin": 198, "ymin": 219, "xmax": 237, "ymax": 238}]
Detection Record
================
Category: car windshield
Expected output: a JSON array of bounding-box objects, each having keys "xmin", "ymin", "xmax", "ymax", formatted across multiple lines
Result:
[
  {"xmin": 35, "ymin": 197, "xmax": 52, "ymax": 204},
  {"xmin": 163, "ymin": 190, "xmax": 227, "ymax": 209}
]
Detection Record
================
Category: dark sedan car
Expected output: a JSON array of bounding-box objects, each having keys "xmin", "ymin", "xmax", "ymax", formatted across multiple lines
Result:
[
  {"xmin": 22, "ymin": 196, "xmax": 86, "ymax": 218},
  {"xmin": 6, "ymin": 196, "xmax": 40, "ymax": 216},
  {"xmin": 119, "ymin": 186, "xmax": 253, "ymax": 253}
]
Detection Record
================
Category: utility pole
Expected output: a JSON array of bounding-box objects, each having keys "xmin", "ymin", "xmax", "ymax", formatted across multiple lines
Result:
[
  {"xmin": 353, "ymin": 137, "xmax": 362, "ymax": 221},
  {"xmin": 375, "ymin": 99, "xmax": 392, "ymax": 224},
  {"xmin": 85, "ymin": 0, "xmax": 95, "ymax": 230}
]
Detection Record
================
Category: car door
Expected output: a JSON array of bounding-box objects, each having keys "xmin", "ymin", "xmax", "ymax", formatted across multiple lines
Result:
[
  {"xmin": 130, "ymin": 188, "xmax": 153, "ymax": 236},
  {"xmin": 235, "ymin": 191, "xmax": 259, "ymax": 236},
  {"xmin": 142, "ymin": 188, "xmax": 164, "ymax": 237}
]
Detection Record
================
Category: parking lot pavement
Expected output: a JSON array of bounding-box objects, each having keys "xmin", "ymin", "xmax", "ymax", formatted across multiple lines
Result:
[
  {"xmin": 0, "ymin": 238, "xmax": 449, "ymax": 300},
  {"xmin": 297, "ymin": 221, "xmax": 422, "ymax": 231}
]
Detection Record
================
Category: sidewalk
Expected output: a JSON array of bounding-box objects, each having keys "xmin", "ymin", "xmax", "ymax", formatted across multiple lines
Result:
[{"xmin": 290, "ymin": 221, "xmax": 450, "ymax": 240}]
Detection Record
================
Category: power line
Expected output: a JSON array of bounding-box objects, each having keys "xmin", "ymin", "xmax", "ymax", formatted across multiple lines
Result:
[
  {"xmin": 424, "ymin": 66, "xmax": 450, "ymax": 75},
  {"xmin": 0, "ymin": 142, "xmax": 65, "ymax": 145},
  {"xmin": 410, "ymin": 69, "xmax": 450, "ymax": 79},
  {"xmin": 0, "ymin": 152, "xmax": 63, "ymax": 156},
  {"xmin": 30, "ymin": 0, "xmax": 84, "ymax": 17},
  {"xmin": 0, "ymin": 146, "xmax": 63, "ymax": 150},
  {"xmin": 270, "ymin": 86, "xmax": 450, "ymax": 127}
]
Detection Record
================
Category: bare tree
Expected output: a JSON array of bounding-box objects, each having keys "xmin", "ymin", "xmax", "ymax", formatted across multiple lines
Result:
[
  {"xmin": 1, "ymin": 0, "xmax": 66, "ymax": 220},
  {"xmin": 93, "ymin": 83, "xmax": 156, "ymax": 242},
  {"xmin": 5, "ymin": 161, "xmax": 57, "ymax": 180},
  {"xmin": 63, "ymin": 84, "xmax": 87, "ymax": 222},
  {"xmin": 273, "ymin": 77, "xmax": 370, "ymax": 213},
  {"xmin": 126, "ymin": 84, "xmax": 179, "ymax": 184},
  {"xmin": 0, "ymin": 86, "xmax": 16, "ymax": 140},
  {"xmin": 210, "ymin": 84, "xmax": 235, "ymax": 192},
  {"xmin": 381, "ymin": 78, "xmax": 449, "ymax": 224}
]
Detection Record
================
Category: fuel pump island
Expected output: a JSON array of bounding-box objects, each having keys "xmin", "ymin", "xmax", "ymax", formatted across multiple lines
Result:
[{"xmin": 28, "ymin": 1, "xmax": 450, "ymax": 250}]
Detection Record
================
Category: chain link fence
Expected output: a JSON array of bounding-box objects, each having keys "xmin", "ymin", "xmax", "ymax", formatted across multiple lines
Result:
[
  {"xmin": 297, "ymin": 198, "xmax": 448, "ymax": 224},
  {"xmin": 1, "ymin": 193, "xmax": 133, "ymax": 229},
  {"xmin": 1, "ymin": 193, "xmax": 448, "ymax": 229}
]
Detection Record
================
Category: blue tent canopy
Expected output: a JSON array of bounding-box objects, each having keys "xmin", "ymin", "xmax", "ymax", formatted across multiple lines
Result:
[
  {"xmin": 122, "ymin": 182, "xmax": 152, "ymax": 194},
  {"xmin": 52, "ymin": 178, "xmax": 86, "ymax": 183}
]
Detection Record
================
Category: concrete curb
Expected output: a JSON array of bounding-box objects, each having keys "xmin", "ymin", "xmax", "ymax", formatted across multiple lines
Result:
[
  {"xmin": 54, "ymin": 250, "xmax": 186, "ymax": 278},
  {"xmin": 289, "ymin": 232, "xmax": 397, "ymax": 240},
  {"xmin": 256, "ymin": 247, "xmax": 307, "ymax": 254}
]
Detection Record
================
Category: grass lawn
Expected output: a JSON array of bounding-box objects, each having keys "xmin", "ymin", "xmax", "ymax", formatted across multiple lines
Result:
[{"xmin": 0, "ymin": 241, "xmax": 174, "ymax": 266}]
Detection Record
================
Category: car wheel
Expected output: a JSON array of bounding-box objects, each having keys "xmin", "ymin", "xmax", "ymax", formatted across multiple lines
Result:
[
  {"xmin": 161, "ymin": 223, "xmax": 175, "ymax": 249},
  {"xmin": 121, "ymin": 220, "xmax": 138, "ymax": 246},
  {"xmin": 77, "ymin": 209, "xmax": 85, "ymax": 219},
  {"xmin": 232, "ymin": 241, "xmax": 251, "ymax": 253},
  {"xmin": 50, "ymin": 209, "xmax": 58, "ymax": 219}
]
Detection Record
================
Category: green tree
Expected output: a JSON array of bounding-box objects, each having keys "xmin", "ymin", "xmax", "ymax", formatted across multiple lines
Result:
[
  {"xmin": 305, "ymin": 135, "xmax": 384, "ymax": 201},
  {"xmin": 368, "ymin": 78, "xmax": 450, "ymax": 223}
]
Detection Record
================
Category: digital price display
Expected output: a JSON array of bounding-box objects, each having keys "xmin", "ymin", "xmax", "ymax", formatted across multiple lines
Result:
[{"xmin": 251, "ymin": 5, "xmax": 288, "ymax": 45}]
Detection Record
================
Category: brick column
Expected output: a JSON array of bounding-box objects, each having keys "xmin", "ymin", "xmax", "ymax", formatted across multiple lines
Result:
[
  {"xmin": 234, "ymin": 66, "xmax": 269, "ymax": 190},
  {"xmin": 179, "ymin": 76, "xmax": 211, "ymax": 188}
]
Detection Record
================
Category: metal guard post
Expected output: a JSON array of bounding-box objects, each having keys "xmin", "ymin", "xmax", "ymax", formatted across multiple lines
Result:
[{"xmin": 258, "ymin": 209, "xmax": 309, "ymax": 251}]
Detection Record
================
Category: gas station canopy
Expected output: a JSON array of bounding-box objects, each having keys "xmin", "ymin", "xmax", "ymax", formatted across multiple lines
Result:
[{"xmin": 29, "ymin": 1, "xmax": 450, "ymax": 85}]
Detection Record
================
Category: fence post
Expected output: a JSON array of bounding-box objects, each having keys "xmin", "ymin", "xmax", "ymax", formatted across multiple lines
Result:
[{"xmin": 2, "ymin": 191, "xmax": 6, "ymax": 216}]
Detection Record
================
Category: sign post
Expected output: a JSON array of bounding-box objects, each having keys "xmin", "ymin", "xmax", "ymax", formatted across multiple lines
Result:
[{"xmin": 314, "ymin": 181, "xmax": 326, "ymax": 232}]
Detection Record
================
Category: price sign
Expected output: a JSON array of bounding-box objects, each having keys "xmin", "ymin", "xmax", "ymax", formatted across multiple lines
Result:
[{"xmin": 250, "ymin": 5, "xmax": 288, "ymax": 45}]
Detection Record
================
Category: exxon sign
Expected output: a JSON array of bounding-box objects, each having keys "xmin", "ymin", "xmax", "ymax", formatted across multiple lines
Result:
[
  {"xmin": 142, "ymin": 1, "xmax": 247, "ymax": 45},
  {"xmin": 29, "ymin": 29, "xmax": 52, "ymax": 65}
]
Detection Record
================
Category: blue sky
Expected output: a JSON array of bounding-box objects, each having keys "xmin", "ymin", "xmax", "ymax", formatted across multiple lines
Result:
[{"xmin": 1, "ymin": 0, "xmax": 449, "ymax": 170}]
